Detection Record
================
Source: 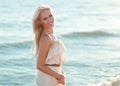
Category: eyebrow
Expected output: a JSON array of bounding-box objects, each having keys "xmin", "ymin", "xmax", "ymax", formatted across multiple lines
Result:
[{"xmin": 49, "ymin": 14, "xmax": 52, "ymax": 17}]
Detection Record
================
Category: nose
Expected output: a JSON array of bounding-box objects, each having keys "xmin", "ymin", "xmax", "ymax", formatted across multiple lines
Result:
[{"xmin": 48, "ymin": 17, "xmax": 52, "ymax": 23}]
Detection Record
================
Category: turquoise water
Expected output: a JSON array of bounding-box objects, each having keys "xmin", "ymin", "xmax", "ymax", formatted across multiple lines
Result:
[{"xmin": 0, "ymin": 0, "xmax": 120, "ymax": 86}]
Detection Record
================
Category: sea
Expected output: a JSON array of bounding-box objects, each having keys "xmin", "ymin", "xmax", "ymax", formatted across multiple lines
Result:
[{"xmin": 0, "ymin": 0, "xmax": 120, "ymax": 86}]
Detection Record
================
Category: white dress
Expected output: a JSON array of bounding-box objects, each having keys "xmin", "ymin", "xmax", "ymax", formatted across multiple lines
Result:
[{"xmin": 36, "ymin": 33, "xmax": 65, "ymax": 86}]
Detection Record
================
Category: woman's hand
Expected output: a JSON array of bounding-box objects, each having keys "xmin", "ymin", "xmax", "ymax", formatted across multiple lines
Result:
[{"xmin": 56, "ymin": 74, "xmax": 65, "ymax": 85}]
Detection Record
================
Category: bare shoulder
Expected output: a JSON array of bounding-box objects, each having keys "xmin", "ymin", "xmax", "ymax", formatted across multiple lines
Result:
[{"xmin": 40, "ymin": 34, "xmax": 52, "ymax": 46}]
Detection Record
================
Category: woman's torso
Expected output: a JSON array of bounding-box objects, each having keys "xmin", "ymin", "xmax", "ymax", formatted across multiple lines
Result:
[{"xmin": 44, "ymin": 32, "xmax": 65, "ymax": 65}]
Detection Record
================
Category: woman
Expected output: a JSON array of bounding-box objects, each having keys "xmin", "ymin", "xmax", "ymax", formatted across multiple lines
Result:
[{"xmin": 32, "ymin": 5, "xmax": 66, "ymax": 86}]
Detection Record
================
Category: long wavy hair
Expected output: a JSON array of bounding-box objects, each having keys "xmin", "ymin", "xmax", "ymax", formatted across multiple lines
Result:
[{"xmin": 32, "ymin": 5, "xmax": 53, "ymax": 54}]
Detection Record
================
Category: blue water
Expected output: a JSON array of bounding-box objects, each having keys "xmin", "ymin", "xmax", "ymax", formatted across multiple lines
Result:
[{"xmin": 0, "ymin": 0, "xmax": 120, "ymax": 86}]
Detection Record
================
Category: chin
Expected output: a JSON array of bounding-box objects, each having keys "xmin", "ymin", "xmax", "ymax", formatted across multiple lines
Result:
[{"xmin": 50, "ymin": 25, "xmax": 54, "ymax": 28}]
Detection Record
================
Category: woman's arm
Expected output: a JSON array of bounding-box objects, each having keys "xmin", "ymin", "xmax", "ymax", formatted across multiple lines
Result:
[{"xmin": 36, "ymin": 35, "xmax": 62, "ymax": 79}]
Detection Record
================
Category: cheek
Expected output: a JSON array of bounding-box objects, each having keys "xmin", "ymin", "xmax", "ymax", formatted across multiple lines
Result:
[
  {"xmin": 41, "ymin": 20, "xmax": 47, "ymax": 25},
  {"xmin": 52, "ymin": 17, "xmax": 54, "ymax": 23}
]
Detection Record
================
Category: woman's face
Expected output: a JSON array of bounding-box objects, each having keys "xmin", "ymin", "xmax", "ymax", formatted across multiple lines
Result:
[{"xmin": 39, "ymin": 9, "xmax": 54, "ymax": 30}]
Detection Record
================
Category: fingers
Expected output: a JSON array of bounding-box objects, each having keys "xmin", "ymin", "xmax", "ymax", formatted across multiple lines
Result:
[
  {"xmin": 57, "ymin": 79, "xmax": 65, "ymax": 85},
  {"xmin": 56, "ymin": 74, "xmax": 65, "ymax": 85},
  {"xmin": 56, "ymin": 74, "xmax": 64, "ymax": 80}
]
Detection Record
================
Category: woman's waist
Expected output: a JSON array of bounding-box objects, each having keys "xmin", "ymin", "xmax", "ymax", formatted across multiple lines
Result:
[{"xmin": 45, "ymin": 64, "xmax": 61, "ymax": 67}]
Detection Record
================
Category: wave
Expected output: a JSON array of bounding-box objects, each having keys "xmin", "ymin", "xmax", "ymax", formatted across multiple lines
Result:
[
  {"xmin": 0, "ymin": 40, "xmax": 33, "ymax": 50},
  {"xmin": 88, "ymin": 74, "xmax": 120, "ymax": 86},
  {"xmin": 62, "ymin": 30, "xmax": 120, "ymax": 38}
]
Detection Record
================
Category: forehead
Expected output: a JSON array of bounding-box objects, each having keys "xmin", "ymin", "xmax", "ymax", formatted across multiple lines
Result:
[{"xmin": 39, "ymin": 9, "xmax": 52, "ymax": 18}]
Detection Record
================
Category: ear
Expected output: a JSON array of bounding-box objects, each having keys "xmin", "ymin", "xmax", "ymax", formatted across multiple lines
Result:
[
  {"xmin": 39, "ymin": 21, "xmax": 42, "ymax": 26},
  {"xmin": 38, "ymin": 18, "xmax": 42, "ymax": 24}
]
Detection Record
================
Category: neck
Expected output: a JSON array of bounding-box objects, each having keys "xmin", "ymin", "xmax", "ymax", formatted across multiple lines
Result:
[{"xmin": 43, "ymin": 27, "xmax": 54, "ymax": 34}]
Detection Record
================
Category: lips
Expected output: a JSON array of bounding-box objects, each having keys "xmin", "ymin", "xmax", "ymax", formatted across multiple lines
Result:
[
  {"xmin": 49, "ymin": 22, "xmax": 54, "ymax": 26},
  {"xmin": 50, "ymin": 22, "xmax": 53, "ymax": 25}
]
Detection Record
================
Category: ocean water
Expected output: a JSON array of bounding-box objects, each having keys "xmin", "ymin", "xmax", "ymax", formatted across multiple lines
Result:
[{"xmin": 0, "ymin": 0, "xmax": 120, "ymax": 86}]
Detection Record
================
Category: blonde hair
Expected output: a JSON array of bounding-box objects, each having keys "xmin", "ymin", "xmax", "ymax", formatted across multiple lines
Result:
[{"xmin": 32, "ymin": 5, "xmax": 52, "ymax": 54}]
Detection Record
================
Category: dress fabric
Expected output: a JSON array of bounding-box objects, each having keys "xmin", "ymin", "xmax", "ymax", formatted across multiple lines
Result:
[{"xmin": 36, "ymin": 33, "xmax": 65, "ymax": 86}]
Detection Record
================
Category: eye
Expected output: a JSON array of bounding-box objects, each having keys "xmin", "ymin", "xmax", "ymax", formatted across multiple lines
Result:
[
  {"xmin": 43, "ymin": 17, "xmax": 47, "ymax": 20},
  {"xmin": 49, "ymin": 14, "xmax": 52, "ymax": 17}
]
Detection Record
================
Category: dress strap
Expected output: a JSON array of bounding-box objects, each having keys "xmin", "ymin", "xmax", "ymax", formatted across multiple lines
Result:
[{"xmin": 45, "ymin": 32, "xmax": 57, "ymax": 41}]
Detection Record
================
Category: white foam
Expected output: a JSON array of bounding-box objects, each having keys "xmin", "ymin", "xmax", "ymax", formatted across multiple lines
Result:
[{"xmin": 88, "ymin": 75, "xmax": 120, "ymax": 86}]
